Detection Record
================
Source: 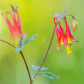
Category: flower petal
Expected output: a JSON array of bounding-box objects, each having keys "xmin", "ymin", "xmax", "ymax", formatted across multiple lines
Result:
[
  {"xmin": 57, "ymin": 38, "xmax": 61, "ymax": 50},
  {"xmin": 2, "ymin": 12, "xmax": 18, "ymax": 39}
]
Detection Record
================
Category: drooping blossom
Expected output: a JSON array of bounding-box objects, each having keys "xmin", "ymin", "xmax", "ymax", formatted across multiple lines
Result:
[
  {"xmin": 54, "ymin": 17, "xmax": 80, "ymax": 54},
  {"xmin": 55, "ymin": 21, "xmax": 64, "ymax": 50},
  {"xmin": 2, "ymin": 5, "xmax": 24, "ymax": 40}
]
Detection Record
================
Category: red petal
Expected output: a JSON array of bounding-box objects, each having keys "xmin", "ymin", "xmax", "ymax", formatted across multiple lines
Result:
[
  {"xmin": 75, "ymin": 41, "xmax": 81, "ymax": 43},
  {"xmin": 64, "ymin": 35, "xmax": 68, "ymax": 47},
  {"xmin": 54, "ymin": 18, "xmax": 56, "ymax": 25},
  {"xmin": 4, "ymin": 12, "xmax": 17, "ymax": 39},
  {"xmin": 8, "ymin": 11, "xmax": 24, "ymax": 38},
  {"xmin": 56, "ymin": 28, "xmax": 60, "ymax": 37},
  {"xmin": 57, "ymin": 38, "xmax": 61, "ymax": 50},
  {"xmin": 64, "ymin": 17, "xmax": 68, "ymax": 26},
  {"xmin": 15, "ymin": 11, "xmax": 24, "ymax": 38}
]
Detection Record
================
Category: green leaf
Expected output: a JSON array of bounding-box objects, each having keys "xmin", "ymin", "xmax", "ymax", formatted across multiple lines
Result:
[
  {"xmin": 15, "ymin": 34, "xmax": 27, "ymax": 52},
  {"xmin": 38, "ymin": 72, "xmax": 60, "ymax": 79},
  {"xmin": 58, "ymin": 8, "xmax": 66, "ymax": 21},
  {"xmin": 15, "ymin": 34, "xmax": 38, "ymax": 52},
  {"xmin": 18, "ymin": 34, "xmax": 27, "ymax": 47},
  {"xmin": 32, "ymin": 65, "xmax": 49, "ymax": 71},
  {"xmin": 24, "ymin": 34, "xmax": 38, "ymax": 45},
  {"xmin": 15, "ymin": 46, "xmax": 24, "ymax": 52}
]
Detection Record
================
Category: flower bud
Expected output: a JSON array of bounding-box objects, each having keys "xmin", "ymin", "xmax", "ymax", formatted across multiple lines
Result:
[
  {"xmin": 72, "ymin": 20, "xmax": 78, "ymax": 32},
  {"xmin": 72, "ymin": 16, "xmax": 75, "ymax": 19}
]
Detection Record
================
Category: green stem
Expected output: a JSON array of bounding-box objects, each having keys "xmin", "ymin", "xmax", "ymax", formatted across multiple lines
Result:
[{"xmin": 33, "ymin": 21, "xmax": 58, "ymax": 80}]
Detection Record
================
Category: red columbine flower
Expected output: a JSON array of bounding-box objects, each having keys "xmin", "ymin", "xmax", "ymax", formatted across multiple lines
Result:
[
  {"xmin": 56, "ymin": 21, "xmax": 64, "ymax": 50},
  {"xmin": 2, "ymin": 5, "xmax": 24, "ymax": 40},
  {"xmin": 55, "ymin": 16, "xmax": 80, "ymax": 54}
]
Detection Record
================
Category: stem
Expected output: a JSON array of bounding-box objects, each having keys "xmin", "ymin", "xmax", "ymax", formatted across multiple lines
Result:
[
  {"xmin": 0, "ymin": 39, "xmax": 32, "ymax": 84},
  {"xmin": 20, "ymin": 51, "xmax": 32, "ymax": 84},
  {"xmin": 0, "ymin": 39, "xmax": 16, "ymax": 48},
  {"xmin": 33, "ymin": 21, "xmax": 58, "ymax": 80},
  {"xmin": 65, "ymin": 14, "xmax": 76, "ymax": 19}
]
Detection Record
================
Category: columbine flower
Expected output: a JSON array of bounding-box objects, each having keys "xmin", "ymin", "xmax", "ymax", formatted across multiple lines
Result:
[
  {"xmin": 54, "ymin": 16, "xmax": 80, "ymax": 54},
  {"xmin": 2, "ymin": 5, "xmax": 24, "ymax": 40},
  {"xmin": 55, "ymin": 21, "xmax": 64, "ymax": 50}
]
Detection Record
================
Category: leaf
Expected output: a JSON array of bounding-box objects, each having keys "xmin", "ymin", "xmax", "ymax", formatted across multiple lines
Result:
[
  {"xmin": 15, "ymin": 46, "xmax": 24, "ymax": 52},
  {"xmin": 18, "ymin": 34, "xmax": 27, "ymax": 47},
  {"xmin": 53, "ymin": 12, "xmax": 59, "ymax": 18},
  {"xmin": 15, "ymin": 34, "xmax": 38, "ymax": 52},
  {"xmin": 32, "ymin": 65, "xmax": 49, "ymax": 71},
  {"xmin": 58, "ymin": 8, "xmax": 67, "ymax": 21},
  {"xmin": 15, "ymin": 34, "xmax": 27, "ymax": 52},
  {"xmin": 38, "ymin": 72, "xmax": 60, "ymax": 79},
  {"xmin": 24, "ymin": 34, "xmax": 38, "ymax": 45}
]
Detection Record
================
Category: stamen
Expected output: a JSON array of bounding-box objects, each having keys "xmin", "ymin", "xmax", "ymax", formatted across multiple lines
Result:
[{"xmin": 65, "ymin": 45, "xmax": 72, "ymax": 54}]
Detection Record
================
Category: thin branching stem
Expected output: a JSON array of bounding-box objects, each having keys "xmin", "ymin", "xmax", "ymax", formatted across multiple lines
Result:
[
  {"xmin": 0, "ymin": 39, "xmax": 32, "ymax": 84},
  {"xmin": 20, "ymin": 51, "xmax": 32, "ymax": 84},
  {"xmin": 33, "ymin": 21, "xmax": 58, "ymax": 80},
  {"xmin": 0, "ymin": 39, "xmax": 16, "ymax": 48}
]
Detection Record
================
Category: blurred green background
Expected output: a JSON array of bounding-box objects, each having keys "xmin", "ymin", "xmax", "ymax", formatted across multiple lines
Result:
[{"xmin": 0, "ymin": 0, "xmax": 84, "ymax": 84}]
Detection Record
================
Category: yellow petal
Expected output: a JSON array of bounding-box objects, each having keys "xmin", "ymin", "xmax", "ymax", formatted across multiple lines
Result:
[
  {"xmin": 60, "ymin": 39, "xmax": 64, "ymax": 45},
  {"xmin": 68, "ymin": 38, "xmax": 72, "ymax": 44}
]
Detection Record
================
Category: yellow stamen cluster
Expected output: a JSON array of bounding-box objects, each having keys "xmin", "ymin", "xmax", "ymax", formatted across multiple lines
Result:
[
  {"xmin": 60, "ymin": 38, "xmax": 72, "ymax": 54},
  {"xmin": 65, "ymin": 45, "xmax": 72, "ymax": 54}
]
